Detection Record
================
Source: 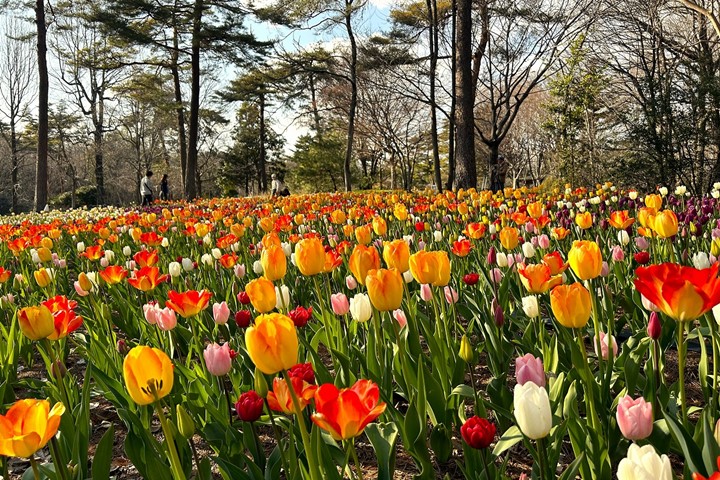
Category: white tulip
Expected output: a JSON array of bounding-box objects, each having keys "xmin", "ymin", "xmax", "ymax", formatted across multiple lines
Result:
[
  {"xmin": 77, "ymin": 242, "xmax": 86, "ymax": 253},
  {"xmin": 433, "ymin": 231, "xmax": 442, "ymax": 242},
  {"xmin": 349, "ymin": 293, "xmax": 372, "ymax": 323},
  {"xmin": 659, "ymin": 187, "xmax": 668, "ymax": 196},
  {"xmin": 282, "ymin": 242, "xmax": 292, "ymax": 257},
  {"xmin": 168, "ymin": 262, "xmax": 182, "ymax": 277},
  {"xmin": 522, "ymin": 295, "xmax": 539, "ymax": 318},
  {"xmin": 403, "ymin": 270, "xmax": 414, "ymax": 283},
  {"xmin": 161, "ymin": 237, "xmax": 169, "ymax": 248},
  {"xmin": 616, "ymin": 444, "xmax": 672, "ymax": 480},
  {"xmin": 617, "ymin": 230, "xmax": 630, "ymax": 246},
  {"xmin": 675, "ymin": 186, "xmax": 686, "ymax": 196},
  {"xmin": 104, "ymin": 250, "xmax": 115, "ymax": 262},
  {"xmin": 211, "ymin": 248, "xmax": 222, "ymax": 259},
  {"xmin": 122, "ymin": 246, "xmax": 132, "ymax": 256},
  {"xmin": 201, "ymin": 254, "xmax": 213, "ymax": 266},
  {"xmin": 253, "ymin": 260, "xmax": 264, "ymax": 274},
  {"xmin": 513, "ymin": 382, "xmax": 552, "ymax": 440},
  {"xmin": 182, "ymin": 258, "xmax": 194, "ymax": 271},
  {"xmin": 693, "ymin": 252, "xmax": 710, "ymax": 270},
  {"xmin": 629, "ymin": 191, "xmax": 638, "ymax": 200},
  {"xmin": 521, "ymin": 242, "xmax": 536, "ymax": 259},
  {"xmin": 496, "ymin": 252, "xmax": 508, "ymax": 268},
  {"xmin": 275, "ymin": 285, "xmax": 290, "ymax": 311}
]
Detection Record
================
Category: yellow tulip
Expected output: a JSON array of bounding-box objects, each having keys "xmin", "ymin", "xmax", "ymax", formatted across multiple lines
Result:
[
  {"xmin": 18, "ymin": 305, "xmax": 55, "ymax": 341},
  {"xmin": 432, "ymin": 251, "xmax": 451, "ymax": 287},
  {"xmin": 409, "ymin": 250, "xmax": 439, "ymax": 284},
  {"xmin": 651, "ymin": 210, "xmax": 678, "ymax": 238},
  {"xmin": 245, "ymin": 313, "xmax": 298, "ymax": 375},
  {"xmin": 349, "ymin": 245, "xmax": 381, "ymax": 286},
  {"xmin": 499, "ymin": 227, "xmax": 519, "ymax": 251},
  {"xmin": 383, "ymin": 240, "xmax": 410, "ymax": 272},
  {"xmin": 123, "ymin": 346, "xmax": 174, "ymax": 405},
  {"xmin": 372, "ymin": 216, "xmax": 387, "ymax": 236},
  {"xmin": 568, "ymin": 240, "xmax": 602, "ymax": 280},
  {"xmin": 575, "ymin": 212, "xmax": 593, "ymax": 229},
  {"xmin": 355, "ymin": 224, "xmax": 372, "ymax": 245},
  {"xmin": 261, "ymin": 244, "xmax": 287, "ymax": 281},
  {"xmin": 33, "ymin": 268, "xmax": 53, "ymax": 288}
]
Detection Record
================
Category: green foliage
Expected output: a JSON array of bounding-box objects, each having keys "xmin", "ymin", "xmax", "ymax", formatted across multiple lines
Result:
[
  {"xmin": 288, "ymin": 133, "xmax": 346, "ymax": 193},
  {"xmin": 49, "ymin": 185, "xmax": 98, "ymax": 208}
]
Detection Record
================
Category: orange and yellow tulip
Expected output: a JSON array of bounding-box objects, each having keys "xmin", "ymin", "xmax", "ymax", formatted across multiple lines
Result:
[
  {"xmin": 499, "ymin": 227, "xmax": 519, "ymax": 250},
  {"xmin": 261, "ymin": 244, "xmax": 287, "ymax": 281},
  {"xmin": 518, "ymin": 264, "xmax": 562, "ymax": 294},
  {"xmin": 311, "ymin": 380, "xmax": 387, "ymax": 440},
  {"xmin": 383, "ymin": 240, "xmax": 410, "ymax": 272},
  {"xmin": 166, "ymin": 290, "xmax": 212, "ymax": 318},
  {"xmin": 127, "ymin": 266, "xmax": 169, "ymax": 292},
  {"xmin": 550, "ymin": 283, "xmax": 591, "ymax": 329},
  {"xmin": 366, "ymin": 269, "xmax": 404, "ymax": 311},
  {"xmin": 245, "ymin": 278, "xmax": 277, "ymax": 313},
  {"xmin": 650, "ymin": 210, "xmax": 678, "ymax": 238},
  {"xmin": 575, "ymin": 212, "xmax": 593, "ymax": 229},
  {"xmin": 294, "ymin": 237, "xmax": 326, "ymax": 276},
  {"xmin": 123, "ymin": 346, "xmax": 174, "ymax": 405},
  {"xmin": 568, "ymin": 240, "xmax": 602, "ymax": 280},
  {"xmin": 608, "ymin": 211, "xmax": 635, "ymax": 230},
  {"xmin": 349, "ymin": 245, "xmax": 381, "ymax": 286},
  {"xmin": 267, "ymin": 377, "xmax": 317, "ymax": 415},
  {"xmin": 18, "ymin": 305, "xmax": 55, "ymax": 341},
  {"xmin": 0, "ymin": 399, "xmax": 65, "ymax": 458}
]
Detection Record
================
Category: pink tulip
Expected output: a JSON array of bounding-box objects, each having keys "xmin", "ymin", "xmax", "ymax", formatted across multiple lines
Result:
[
  {"xmin": 641, "ymin": 294, "xmax": 659, "ymax": 312},
  {"xmin": 507, "ymin": 255, "xmax": 515, "ymax": 268},
  {"xmin": 524, "ymin": 221, "xmax": 535, "ymax": 234},
  {"xmin": 487, "ymin": 246, "xmax": 496, "ymax": 265},
  {"xmin": 156, "ymin": 308, "xmax": 177, "ymax": 331},
  {"xmin": 420, "ymin": 284, "xmax": 433, "ymax": 302},
  {"xmin": 537, "ymin": 234, "xmax": 550, "ymax": 249},
  {"xmin": 594, "ymin": 332, "xmax": 618, "ymax": 359},
  {"xmin": 204, "ymin": 343, "xmax": 233, "ymax": 376},
  {"xmin": 490, "ymin": 268, "xmax": 503, "ymax": 284},
  {"xmin": 634, "ymin": 236, "xmax": 649, "ymax": 250},
  {"xmin": 213, "ymin": 301, "xmax": 231, "ymax": 324},
  {"xmin": 393, "ymin": 309, "xmax": 408, "ymax": 328},
  {"xmin": 143, "ymin": 302, "xmax": 159, "ymax": 324},
  {"xmin": 515, "ymin": 353, "xmax": 545, "ymax": 387},
  {"xmin": 74, "ymin": 281, "xmax": 90, "ymax": 297},
  {"xmin": 611, "ymin": 246, "xmax": 625, "ymax": 262},
  {"xmin": 418, "ymin": 240, "xmax": 426, "ymax": 250},
  {"xmin": 100, "ymin": 257, "xmax": 109, "ymax": 268},
  {"xmin": 600, "ymin": 261, "xmax": 610, "ymax": 277},
  {"xmin": 616, "ymin": 395, "xmax": 653, "ymax": 440},
  {"xmin": 234, "ymin": 264, "xmax": 246, "ymax": 278},
  {"xmin": 331, "ymin": 293, "xmax": 350, "ymax": 315},
  {"xmin": 346, "ymin": 275, "xmax": 358, "ymax": 290},
  {"xmin": 444, "ymin": 286, "xmax": 459, "ymax": 304}
]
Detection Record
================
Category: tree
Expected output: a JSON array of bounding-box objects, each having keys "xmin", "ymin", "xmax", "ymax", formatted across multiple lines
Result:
[
  {"xmin": 34, "ymin": 0, "xmax": 49, "ymax": 210},
  {"xmin": 0, "ymin": 17, "xmax": 36, "ymax": 212},
  {"xmin": 453, "ymin": 0, "xmax": 476, "ymax": 189},
  {"xmin": 288, "ymin": 133, "xmax": 346, "ymax": 192}
]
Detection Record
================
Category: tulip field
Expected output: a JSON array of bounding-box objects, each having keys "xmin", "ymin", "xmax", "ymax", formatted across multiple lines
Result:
[{"xmin": 3, "ymin": 185, "xmax": 720, "ymax": 480}]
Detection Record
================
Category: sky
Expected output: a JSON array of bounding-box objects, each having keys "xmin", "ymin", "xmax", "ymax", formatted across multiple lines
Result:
[{"xmin": 243, "ymin": 0, "xmax": 393, "ymax": 152}]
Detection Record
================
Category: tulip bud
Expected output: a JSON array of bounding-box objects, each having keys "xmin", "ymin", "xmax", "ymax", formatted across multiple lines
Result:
[
  {"xmin": 611, "ymin": 246, "xmax": 625, "ymax": 262},
  {"xmin": 521, "ymin": 242, "xmax": 536, "ymax": 259},
  {"xmin": 236, "ymin": 391, "xmax": 264, "ymax": 422},
  {"xmin": 714, "ymin": 418, "xmax": 720, "ymax": 447},
  {"xmin": 51, "ymin": 360, "xmax": 67, "ymax": 380},
  {"xmin": 402, "ymin": 269, "xmax": 414, "ymax": 283},
  {"xmin": 459, "ymin": 335, "xmax": 474, "ymax": 363},
  {"xmin": 521, "ymin": 295, "xmax": 539, "ymax": 318},
  {"xmin": 331, "ymin": 293, "xmax": 350, "ymax": 315},
  {"xmin": 123, "ymin": 246, "xmax": 132, "ymax": 256},
  {"xmin": 182, "ymin": 258, "xmax": 194, "ymax": 271},
  {"xmin": 648, "ymin": 312, "xmax": 661, "ymax": 340},
  {"xmin": 346, "ymin": 275, "xmax": 358, "ymax": 290},
  {"xmin": 419, "ymin": 283, "xmax": 433, "ymax": 302},
  {"xmin": 487, "ymin": 246, "xmax": 496, "ymax": 265},
  {"xmin": 594, "ymin": 332, "xmax": 618, "ymax": 359},
  {"xmin": 275, "ymin": 285, "xmax": 290, "ymax": 311},
  {"xmin": 213, "ymin": 302, "xmax": 231, "ymax": 324},
  {"xmin": 117, "ymin": 339, "xmax": 130, "ymax": 355},
  {"xmin": 496, "ymin": 252, "xmax": 508, "ymax": 268},
  {"xmin": 234, "ymin": 264, "xmax": 246, "ymax": 278},
  {"xmin": 617, "ymin": 230, "xmax": 630, "ymax": 246},
  {"xmin": 492, "ymin": 298, "xmax": 504, "ymax": 326},
  {"xmin": 444, "ymin": 286, "xmax": 459, "ymax": 304},
  {"xmin": 254, "ymin": 368, "xmax": 269, "ymax": 398},
  {"xmin": 203, "ymin": 343, "xmax": 233, "ymax": 376},
  {"xmin": 616, "ymin": 395, "xmax": 653, "ymax": 441},
  {"xmin": 176, "ymin": 405, "xmax": 195, "ymax": 439},
  {"xmin": 235, "ymin": 310, "xmax": 252, "ymax": 328},
  {"xmin": 392, "ymin": 309, "xmax": 407, "ymax": 328},
  {"xmin": 537, "ymin": 234, "xmax": 550, "ymax": 249}
]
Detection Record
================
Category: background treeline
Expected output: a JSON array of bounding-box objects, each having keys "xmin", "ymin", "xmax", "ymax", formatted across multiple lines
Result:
[{"xmin": 1, "ymin": 0, "xmax": 719, "ymax": 211}]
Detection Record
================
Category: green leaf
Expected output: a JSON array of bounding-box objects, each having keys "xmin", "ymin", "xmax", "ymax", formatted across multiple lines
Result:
[
  {"xmin": 492, "ymin": 425, "xmax": 523, "ymax": 456},
  {"xmin": 91, "ymin": 425, "xmax": 115, "ymax": 480},
  {"xmin": 365, "ymin": 422, "xmax": 399, "ymax": 480},
  {"xmin": 664, "ymin": 409, "xmax": 706, "ymax": 476}
]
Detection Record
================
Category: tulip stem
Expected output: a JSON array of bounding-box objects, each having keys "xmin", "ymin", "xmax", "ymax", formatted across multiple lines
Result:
[
  {"xmin": 265, "ymin": 401, "xmax": 291, "ymax": 476},
  {"xmin": 709, "ymin": 315, "xmax": 719, "ymax": 418},
  {"xmin": 536, "ymin": 437, "xmax": 551, "ymax": 480},
  {"xmin": 576, "ymin": 330, "xmax": 601, "ymax": 434},
  {"xmin": 50, "ymin": 437, "xmax": 69, "ymax": 480},
  {"xmin": 282, "ymin": 370, "xmax": 321, "ymax": 480},
  {"xmin": 154, "ymin": 402, "xmax": 187, "ymax": 480},
  {"xmin": 348, "ymin": 440, "xmax": 365, "ymax": 480},
  {"xmin": 676, "ymin": 322, "xmax": 688, "ymax": 427},
  {"xmin": 29, "ymin": 456, "xmax": 41, "ymax": 480},
  {"xmin": 2, "ymin": 457, "xmax": 8, "ymax": 480}
]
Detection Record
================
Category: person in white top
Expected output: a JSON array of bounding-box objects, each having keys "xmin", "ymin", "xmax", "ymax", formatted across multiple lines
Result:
[
  {"xmin": 140, "ymin": 170, "xmax": 154, "ymax": 206},
  {"xmin": 271, "ymin": 174, "xmax": 289, "ymax": 197}
]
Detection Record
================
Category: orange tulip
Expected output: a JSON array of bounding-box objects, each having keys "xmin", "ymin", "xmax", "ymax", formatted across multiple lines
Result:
[
  {"xmin": 133, "ymin": 249, "xmax": 159, "ymax": 268},
  {"xmin": 165, "ymin": 290, "xmax": 212, "ymax": 318},
  {"xmin": 634, "ymin": 263, "xmax": 720, "ymax": 322},
  {"xmin": 575, "ymin": 212, "xmax": 593, "ymax": 229},
  {"xmin": 637, "ymin": 207, "xmax": 656, "ymax": 228},
  {"xmin": 262, "ymin": 232, "xmax": 281, "ymax": 249},
  {"xmin": 219, "ymin": 253, "xmax": 238, "ymax": 269},
  {"xmin": 551, "ymin": 227, "xmax": 570, "ymax": 240},
  {"xmin": 366, "ymin": 269, "xmax": 404, "ymax": 311},
  {"xmin": 267, "ymin": 377, "xmax": 317, "ymax": 415},
  {"xmin": 81, "ymin": 245, "xmax": 104, "ymax": 261},
  {"xmin": 99, "ymin": 265, "xmax": 128, "ymax": 285},
  {"xmin": 245, "ymin": 313, "xmax": 298, "ymax": 374},
  {"xmin": 550, "ymin": 283, "xmax": 592, "ymax": 328},
  {"xmin": 311, "ymin": 380, "xmax": 387, "ymax": 440},
  {"xmin": 42, "ymin": 295, "xmax": 82, "ymax": 340},
  {"xmin": 245, "ymin": 277, "xmax": 277, "ymax": 313},
  {"xmin": 568, "ymin": 240, "xmax": 602, "ymax": 280},
  {"xmin": 0, "ymin": 267, "xmax": 10, "ymax": 283},
  {"xmin": 432, "ymin": 251, "xmax": 451, "ymax": 287},
  {"xmin": 542, "ymin": 251, "xmax": 568, "ymax": 276},
  {"xmin": 464, "ymin": 222, "xmax": 486, "ymax": 240},
  {"xmin": 451, "ymin": 239, "xmax": 472, "ymax": 257},
  {"xmin": 518, "ymin": 264, "xmax": 562, "ymax": 294},
  {"xmin": 608, "ymin": 211, "xmax": 635, "ymax": 230},
  {"xmin": 123, "ymin": 346, "xmax": 174, "ymax": 405},
  {"xmin": 330, "ymin": 210, "xmax": 346, "ymax": 225},
  {"xmin": 128, "ymin": 266, "xmax": 169, "ymax": 292},
  {"xmin": 499, "ymin": 227, "xmax": 519, "ymax": 250},
  {"xmin": 383, "ymin": 239, "xmax": 410, "ymax": 272},
  {"xmin": 526, "ymin": 202, "xmax": 544, "ymax": 219},
  {"xmin": 295, "ymin": 237, "xmax": 326, "ymax": 276},
  {"xmin": 355, "ymin": 224, "xmax": 372, "ymax": 245},
  {"xmin": 18, "ymin": 305, "xmax": 55, "ymax": 341},
  {"xmin": 0, "ymin": 399, "xmax": 65, "ymax": 458},
  {"xmin": 349, "ymin": 245, "xmax": 381, "ymax": 286},
  {"xmin": 409, "ymin": 250, "xmax": 438, "ymax": 284},
  {"xmin": 261, "ymin": 244, "xmax": 287, "ymax": 281}
]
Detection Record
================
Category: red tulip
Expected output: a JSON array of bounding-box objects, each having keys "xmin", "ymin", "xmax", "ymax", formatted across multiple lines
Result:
[
  {"xmin": 461, "ymin": 416, "xmax": 496, "ymax": 449},
  {"xmin": 236, "ymin": 391, "xmax": 264, "ymax": 422}
]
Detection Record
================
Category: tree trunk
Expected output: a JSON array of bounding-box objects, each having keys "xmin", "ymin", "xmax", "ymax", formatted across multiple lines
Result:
[
  {"xmin": 309, "ymin": 74, "xmax": 322, "ymax": 135},
  {"xmin": 343, "ymin": 1, "xmax": 357, "ymax": 192},
  {"xmin": 259, "ymin": 93, "xmax": 268, "ymax": 191},
  {"xmin": 454, "ymin": 0, "xmax": 476, "ymax": 189},
  {"xmin": 35, "ymin": 0, "xmax": 48, "ymax": 211},
  {"xmin": 488, "ymin": 143, "xmax": 505, "ymax": 191},
  {"xmin": 10, "ymin": 121, "xmax": 18, "ymax": 213},
  {"xmin": 184, "ymin": 0, "xmax": 202, "ymax": 200},
  {"xmin": 426, "ymin": 0, "xmax": 441, "ymax": 191},
  {"xmin": 171, "ymin": 23, "xmax": 188, "ymax": 193},
  {"xmin": 94, "ymin": 121, "xmax": 104, "ymax": 205},
  {"xmin": 445, "ymin": 0, "xmax": 457, "ymax": 191}
]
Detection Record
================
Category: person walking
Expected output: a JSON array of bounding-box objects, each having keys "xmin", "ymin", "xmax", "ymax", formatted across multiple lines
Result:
[
  {"xmin": 159, "ymin": 174, "xmax": 169, "ymax": 201},
  {"xmin": 140, "ymin": 170, "xmax": 154, "ymax": 206}
]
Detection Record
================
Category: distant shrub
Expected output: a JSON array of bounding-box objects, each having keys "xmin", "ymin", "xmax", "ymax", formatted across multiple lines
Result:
[{"xmin": 49, "ymin": 185, "xmax": 98, "ymax": 209}]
